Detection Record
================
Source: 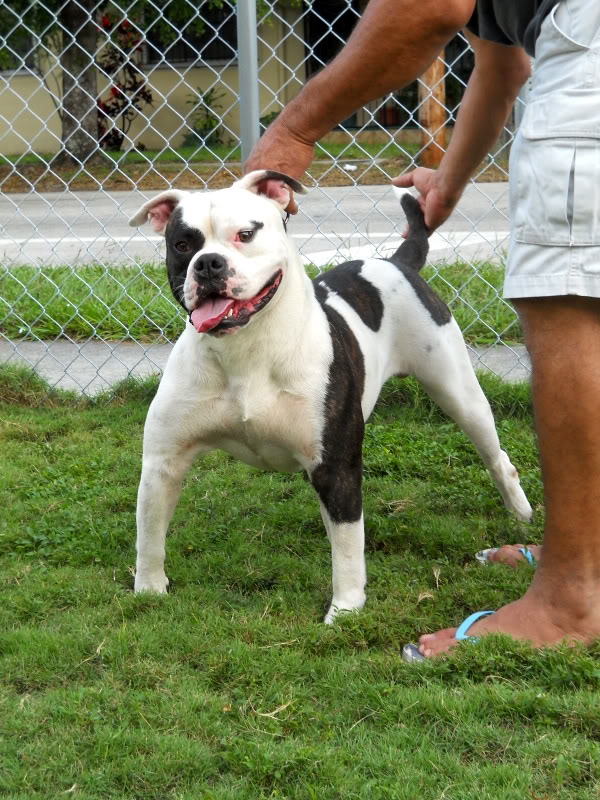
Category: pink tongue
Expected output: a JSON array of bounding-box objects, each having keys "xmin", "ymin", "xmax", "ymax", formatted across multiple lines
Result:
[{"xmin": 190, "ymin": 296, "xmax": 235, "ymax": 333}]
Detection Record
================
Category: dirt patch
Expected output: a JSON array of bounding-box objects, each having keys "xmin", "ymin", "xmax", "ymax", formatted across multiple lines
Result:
[{"xmin": 0, "ymin": 158, "xmax": 507, "ymax": 194}]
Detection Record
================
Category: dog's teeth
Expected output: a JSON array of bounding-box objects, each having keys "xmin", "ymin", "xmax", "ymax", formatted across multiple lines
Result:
[{"xmin": 227, "ymin": 309, "xmax": 233, "ymax": 317}]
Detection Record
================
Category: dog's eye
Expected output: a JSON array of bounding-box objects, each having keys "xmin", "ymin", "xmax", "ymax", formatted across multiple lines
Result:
[
  {"xmin": 237, "ymin": 229, "xmax": 255, "ymax": 243},
  {"xmin": 175, "ymin": 241, "xmax": 191, "ymax": 253}
]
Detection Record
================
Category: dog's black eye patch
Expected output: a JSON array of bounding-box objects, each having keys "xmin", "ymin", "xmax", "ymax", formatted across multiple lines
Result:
[
  {"xmin": 166, "ymin": 209, "xmax": 205, "ymax": 255},
  {"xmin": 165, "ymin": 209, "xmax": 206, "ymax": 301}
]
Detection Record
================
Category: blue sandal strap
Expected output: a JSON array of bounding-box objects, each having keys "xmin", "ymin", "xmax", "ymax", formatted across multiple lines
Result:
[
  {"xmin": 518, "ymin": 546, "xmax": 535, "ymax": 566},
  {"xmin": 455, "ymin": 610, "xmax": 495, "ymax": 641}
]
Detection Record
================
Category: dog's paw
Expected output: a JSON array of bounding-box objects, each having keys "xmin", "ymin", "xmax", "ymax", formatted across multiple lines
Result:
[
  {"xmin": 324, "ymin": 594, "xmax": 365, "ymax": 624},
  {"xmin": 134, "ymin": 572, "xmax": 169, "ymax": 594},
  {"xmin": 515, "ymin": 499, "xmax": 533, "ymax": 523},
  {"xmin": 505, "ymin": 485, "xmax": 533, "ymax": 522}
]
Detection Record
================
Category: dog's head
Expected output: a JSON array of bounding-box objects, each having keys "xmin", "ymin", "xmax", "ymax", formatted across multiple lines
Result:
[{"xmin": 129, "ymin": 170, "xmax": 307, "ymax": 336}]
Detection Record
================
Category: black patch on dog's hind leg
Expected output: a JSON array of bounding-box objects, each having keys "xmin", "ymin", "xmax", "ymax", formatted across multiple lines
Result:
[{"xmin": 393, "ymin": 262, "xmax": 452, "ymax": 327}]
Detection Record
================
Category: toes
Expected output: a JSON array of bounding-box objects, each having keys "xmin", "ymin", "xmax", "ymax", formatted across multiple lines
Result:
[
  {"xmin": 419, "ymin": 627, "xmax": 456, "ymax": 644},
  {"xmin": 487, "ymin": 543, "xmax": 540, "ymax": 566},
  {"xmin": 418, "ymin": 627, "xmax": 459, "ymax": 657},
  {"xmin": 489, "ymin": 544, "xmax": 525, "ymax": 566}
]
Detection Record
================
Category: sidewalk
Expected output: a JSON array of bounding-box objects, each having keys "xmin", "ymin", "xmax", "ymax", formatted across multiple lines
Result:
[{"xmin": 0, "ymin": 337, "xmax": 531, "ymax": 396}]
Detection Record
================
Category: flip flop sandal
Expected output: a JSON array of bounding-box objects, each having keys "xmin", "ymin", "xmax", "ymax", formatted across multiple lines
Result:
[
  {"xmin": 402, "ymin": 610, "xmax": 495, "ymax": 663},
  {"xmin": 475, "ymin": 546, "xmax": 536, "ymax": 567}
]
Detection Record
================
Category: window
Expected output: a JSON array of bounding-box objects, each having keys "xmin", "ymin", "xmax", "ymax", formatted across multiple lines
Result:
[{"xmin": 145, "ymin": 2, "xmax": 237, "ymax": 66}]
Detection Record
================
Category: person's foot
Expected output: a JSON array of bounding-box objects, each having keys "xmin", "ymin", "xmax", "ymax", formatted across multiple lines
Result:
[
  {"xmin": 416, "ymin": 587, "xmax": 600, "ymax": 658},
  {"xmin": 485, "ymin": 543, "xmax": 542, "ymax": 566}
]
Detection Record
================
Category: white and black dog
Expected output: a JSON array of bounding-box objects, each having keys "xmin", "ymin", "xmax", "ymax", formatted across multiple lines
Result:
[{"xmin": 129, "ymin": 170, "xmax": 531, "ymax": 623}]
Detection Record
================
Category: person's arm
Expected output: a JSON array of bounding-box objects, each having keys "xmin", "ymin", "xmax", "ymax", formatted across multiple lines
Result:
[
  {"xmin": 393, "ymin": 33, "xmax": 531, "ymax": 232},
  {"xmin": 244, "ymin": 0, "xmax": 476, "ymax": 199}
]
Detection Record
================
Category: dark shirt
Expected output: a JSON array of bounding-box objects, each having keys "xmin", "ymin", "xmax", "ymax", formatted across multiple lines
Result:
[{"xmin": 466, "ymin": 0, "xmax": 559, "ymax": 56}]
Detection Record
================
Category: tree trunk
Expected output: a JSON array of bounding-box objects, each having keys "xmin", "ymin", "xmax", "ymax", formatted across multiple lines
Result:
[{"xmin": 53, "ymin": 0, "xmax": 101, "ymax": 166}]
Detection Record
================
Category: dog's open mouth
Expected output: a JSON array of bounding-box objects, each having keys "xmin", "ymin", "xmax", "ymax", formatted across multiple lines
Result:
[{"xmin": 189, "ymin": 270, "xmax": 282, "ymax": 334}]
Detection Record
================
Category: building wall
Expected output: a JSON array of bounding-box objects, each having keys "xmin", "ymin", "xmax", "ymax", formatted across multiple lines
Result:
[{"xmin": 0, "ymin": 12, "xmax": 307, "ymax": 156}]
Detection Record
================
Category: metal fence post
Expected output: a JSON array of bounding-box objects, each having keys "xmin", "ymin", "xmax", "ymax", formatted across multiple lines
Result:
[{"xmin": 236, "ymin": 0, "xmax": 261, "ymax": 166}]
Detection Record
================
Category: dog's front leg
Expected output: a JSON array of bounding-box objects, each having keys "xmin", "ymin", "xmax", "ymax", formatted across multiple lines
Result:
[
  {"xmin": 310, "ymin": 461, "xmax": 367, "ymax": 624},
  {"xmin": 135, "ymin": 435, "xmax": 205, "ymax": 594}
]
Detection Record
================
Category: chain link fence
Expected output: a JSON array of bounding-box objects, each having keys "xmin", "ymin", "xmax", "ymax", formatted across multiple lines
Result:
[{"xmin": 0, "ymin": 0, "xmax": 530, "ymax": 395}]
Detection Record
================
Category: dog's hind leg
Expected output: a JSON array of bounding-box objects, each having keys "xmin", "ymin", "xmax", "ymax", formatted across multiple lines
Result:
[{"xmin": 414, "ymin": 325, "xmax": 533, "ymax": 522}]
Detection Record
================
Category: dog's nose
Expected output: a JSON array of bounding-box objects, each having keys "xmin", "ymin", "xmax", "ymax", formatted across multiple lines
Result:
[{"xmin": 194, "ymin": 253, "xmax": 228, "ymax": 280}]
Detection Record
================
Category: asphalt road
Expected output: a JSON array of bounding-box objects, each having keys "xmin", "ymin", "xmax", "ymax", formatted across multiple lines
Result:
[
  {"xmin": 1, "ymin": 180, "xmax": 528, "ymax": 393},
  {"xmin": 0, "ymin": 181, "xmax": 511, "ymax": 267}
]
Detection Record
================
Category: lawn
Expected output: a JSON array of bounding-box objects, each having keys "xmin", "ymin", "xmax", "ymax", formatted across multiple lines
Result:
[
  {"xmin": 0, "ymin": 139, "xmax": 420, "ymax": 169},
  {"xmin": 0, "ymin": 261, "xmax": 521, "ymax": 346},
  {"xmin": 0, "ymin": 137, "xmax": 508, "ymax": 194},
  {"xmin": 2, "ymin": 364, "xmax": 600, "ymax": 799},
  {"xmin": 0, "ymin": 139, "xmax": 421, "ymax": 196}
]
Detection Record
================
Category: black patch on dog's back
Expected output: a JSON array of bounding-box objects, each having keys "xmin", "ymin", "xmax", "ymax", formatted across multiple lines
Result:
[
  {"xmin": 311, "ymin": 283, "xmax": 365, "ymax": 523},
  {"xmin": 314, "ymin": 261, "xmax": 383, "ymax": 332}
]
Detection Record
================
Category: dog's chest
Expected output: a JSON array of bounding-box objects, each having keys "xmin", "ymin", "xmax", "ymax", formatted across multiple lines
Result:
[{"xmin": 207, "ymin": 371, "xmax": 319, "ymax": 472}]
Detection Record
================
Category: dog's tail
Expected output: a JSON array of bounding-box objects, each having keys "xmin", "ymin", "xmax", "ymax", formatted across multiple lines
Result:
[{"xmin": 388, "ymin": 191, "xmax": 429, "ymax": 272}]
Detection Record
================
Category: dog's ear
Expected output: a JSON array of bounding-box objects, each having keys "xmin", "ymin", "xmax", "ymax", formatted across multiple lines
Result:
[
  {"xmin": 128, "ymin": 189, "xmax": 189, "ymax": 234},
  {"xmin": 233, "ymin": 170, "xmax": 307, "ymax": 210}
]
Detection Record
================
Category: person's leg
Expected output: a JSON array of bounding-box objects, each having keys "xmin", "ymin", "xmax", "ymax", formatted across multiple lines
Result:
[{"xmin": 418, "ymin": 296, "xmax": 600, "ymax": 657}]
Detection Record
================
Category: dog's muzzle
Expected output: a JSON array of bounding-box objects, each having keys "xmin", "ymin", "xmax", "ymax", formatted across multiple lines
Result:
[{"xmin": 189, "ymin": 269, "xmax": 283, "ymax": 334}]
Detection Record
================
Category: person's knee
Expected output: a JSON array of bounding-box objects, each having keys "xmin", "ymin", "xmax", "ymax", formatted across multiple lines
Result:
[{"xmin": 513, "ymin": 295, "xmax": 600, "ymax": 355}]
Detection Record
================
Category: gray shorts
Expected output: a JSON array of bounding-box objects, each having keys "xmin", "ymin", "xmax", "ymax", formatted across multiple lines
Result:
[{"xmin": 504, "ymin": 0, "xmax": 600, "ymax": 299}]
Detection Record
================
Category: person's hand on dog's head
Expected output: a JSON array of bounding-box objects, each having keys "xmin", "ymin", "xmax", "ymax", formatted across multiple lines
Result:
[{"xmin": 243, "ymin": 119, "xmax": 314, "ymax": 215}]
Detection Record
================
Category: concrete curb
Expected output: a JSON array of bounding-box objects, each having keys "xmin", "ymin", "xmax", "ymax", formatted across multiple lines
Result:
[{"xmin": 0, "ymin": 337, "xmax": 530, "ymax": 395}]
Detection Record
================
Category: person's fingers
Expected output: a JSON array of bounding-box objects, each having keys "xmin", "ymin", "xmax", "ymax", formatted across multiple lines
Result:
[{"xmin": 392, "ymin": 172, "xmax": 415, "ymax": 188}]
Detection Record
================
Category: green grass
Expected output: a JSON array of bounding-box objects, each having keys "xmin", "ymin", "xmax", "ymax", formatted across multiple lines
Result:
[
  {"xmin": 424, "ymin": 262, "xmax": 521, "ymax": 345},
  {"xmin": 2, "ymin": 364, "xmax": 600, "ymax": 798},
  {"xmin": 0, "ymin": 145, "xmax": 241, "ymax": 167},
  {"xmin": 0, "ymin": 263, "xmax": 185, "ymax": 342},
  {"xmin": 1, "ymin": 260, "xmax": 520, "ymax": 346},
  {"xmin": 0, "ymin": 139, "xmax": 419, "ymax": 169}
]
